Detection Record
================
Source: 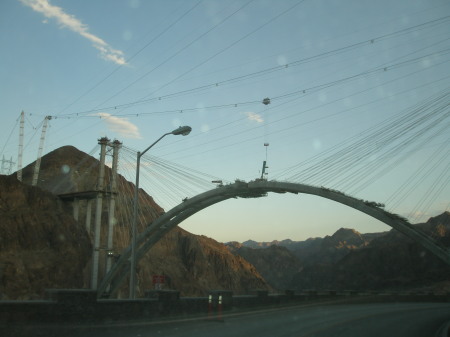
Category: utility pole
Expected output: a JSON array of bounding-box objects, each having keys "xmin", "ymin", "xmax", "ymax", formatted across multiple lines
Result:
[{"xmin": 91, "ymin": 137, "xmax": 109, "ymax": 290}]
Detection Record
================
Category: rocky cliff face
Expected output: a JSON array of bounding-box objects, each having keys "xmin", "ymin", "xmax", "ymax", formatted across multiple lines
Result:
[
  {"xmin": 20, "ymin": 145, "xmax": 164, "ymax": 218},
  {"xmin": 322, "ymin": 228, "xmax": 366, "ymax": 249},
  {"xmin": 0, "ymin": 174, "xmax": 91, "ymax": 300},
  {"xmin": 227, "ymin": 244, "xmax": 302, "ymax": 290},
  {"xmin": 308, "ymin": 228, "xmax": 367, "ymax": 265},
  {"xmin": 140, "ymin": 228, "xmax": 269, "ymax": 297}
]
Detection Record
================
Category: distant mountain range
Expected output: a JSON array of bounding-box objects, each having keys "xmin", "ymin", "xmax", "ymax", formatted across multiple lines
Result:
[
  {"xmin": 228, "ymin": 227, "xmax": 387, "ymax": 269},
  {"xmin": 235, "ymin": 229, "xmax": 386, "ymax": 251},
  {"xmin": 227, "ymin": 212, "xmax": 450, "ymax": 293}
]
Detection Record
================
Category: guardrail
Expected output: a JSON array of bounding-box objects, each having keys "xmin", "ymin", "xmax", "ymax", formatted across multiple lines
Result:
[{"xmin": 1, "ymin": 289, "xmax": 449, "ymax": 324}]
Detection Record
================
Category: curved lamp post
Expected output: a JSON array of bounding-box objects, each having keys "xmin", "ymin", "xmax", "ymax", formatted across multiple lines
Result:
[{"xmin": 130, "ymin": 125, "xmax": 192, "ymax": 298}]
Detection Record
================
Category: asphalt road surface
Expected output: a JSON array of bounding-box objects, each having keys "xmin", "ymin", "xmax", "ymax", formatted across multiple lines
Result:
[{"xmin": 7, "ymin": 302, "xmax": 450, "ymax": 337}]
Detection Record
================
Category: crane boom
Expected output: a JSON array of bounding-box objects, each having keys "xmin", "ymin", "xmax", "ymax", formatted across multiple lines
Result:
[
  {"xmin": 17, "ymin": 111, "xmax": 25, "ymax": 181},
  {"xmin": 32, "ymin": 116, "xmax": 51, "ymax": 186}
]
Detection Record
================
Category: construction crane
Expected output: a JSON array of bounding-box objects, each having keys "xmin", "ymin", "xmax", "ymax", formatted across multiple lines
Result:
[
  {"xmin": 17, "ymin": 111, "xmax": 25, "ymax": 181},
  {"xmin": 32, "ymin": 116, "xmax": 51, "ymax": 186}
]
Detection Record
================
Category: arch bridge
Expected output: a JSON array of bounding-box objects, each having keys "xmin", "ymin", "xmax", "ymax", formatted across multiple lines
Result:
[{"xmin": 98, "ymin": 180, "xmax": 450, "ymax": 298}]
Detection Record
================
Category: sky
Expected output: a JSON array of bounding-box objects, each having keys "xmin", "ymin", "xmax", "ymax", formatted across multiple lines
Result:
[{"xmin": 1, "ymin": 0, "xmax": 449, "ymax": 242}]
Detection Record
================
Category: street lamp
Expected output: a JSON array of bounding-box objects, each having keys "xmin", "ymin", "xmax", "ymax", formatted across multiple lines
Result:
[{"xmin": 130, "ymin": 125, "xmax": 192, "ymax": 298}]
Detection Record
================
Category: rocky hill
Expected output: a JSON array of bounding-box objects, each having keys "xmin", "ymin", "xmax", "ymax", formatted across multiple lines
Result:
[
  {"xmin": 0, "ymin": 145, "xmax": 269, "ymax": 299},
  {"xmin": 302, "ymin": 227, "xmax": 368, "ymax": 266},
  {"xmin": 227, "ymin": 244, "xmax": 302, "ymax": 290},
  {"xmin": 144, "ymin": 228, "xmax": 268, "ymax": 296},
  {"xmin": 0, "ymin": 174, "xmax": 91, "ymax": 300}
]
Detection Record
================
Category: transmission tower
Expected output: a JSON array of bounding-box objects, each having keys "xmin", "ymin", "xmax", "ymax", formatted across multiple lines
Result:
[{"xmin": 1, "ymin": 156, "xmax": 15, "ymax": 175}]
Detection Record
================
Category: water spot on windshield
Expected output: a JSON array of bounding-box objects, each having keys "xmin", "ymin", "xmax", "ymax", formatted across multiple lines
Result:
[
  {"xmin": 122, "ymin": 30, "xmax": 133, "ymax": 41},
  {"xmin": 129, "ymin": 0, "xmax": 140, "ymax": 9},
  {"xmin": 201, "ymin": 124, "xmax": 210, "ymax": 133}
]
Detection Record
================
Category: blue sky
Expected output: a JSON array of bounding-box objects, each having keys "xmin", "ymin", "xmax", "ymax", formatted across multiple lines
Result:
[{"xmin": 1, "ymin": 0, "xmax": 449, "ymax": 242}]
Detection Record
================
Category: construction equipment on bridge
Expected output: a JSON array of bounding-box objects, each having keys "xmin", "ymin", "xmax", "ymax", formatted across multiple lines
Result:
[
  {"xmin": 212, "ymin": 180, "xmax": 223, "ymax": 186},
  {"xmin": 260, "ymin": 161, "xmax": 269, "ymax": 180}
]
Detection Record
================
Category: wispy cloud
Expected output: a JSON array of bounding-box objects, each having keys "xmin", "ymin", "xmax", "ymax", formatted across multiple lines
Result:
[
  {"xmin": 95, "ymin": 113, "xmax": 141, "ymax": 139},
  {"xmin": 243, "ymin": 111, "xmax": 264, "ymax": 123},
  {"xmin": 19, "ymin": 0, "xmax": 126, "ymax": 65}
]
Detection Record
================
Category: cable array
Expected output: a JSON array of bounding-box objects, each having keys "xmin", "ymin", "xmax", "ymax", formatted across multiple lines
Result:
[
  {"xmin": 118, "ymin": 145, "xmax": 226, "ymax": 213},
  {"xmin": 273, "ymin": 89, "xmax": 449, "ymax": 221}
]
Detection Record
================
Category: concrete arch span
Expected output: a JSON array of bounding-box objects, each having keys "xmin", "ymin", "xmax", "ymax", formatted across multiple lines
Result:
[{"xmin": 98, "ymin": 180, "xmax": 450, "ymax": 298}]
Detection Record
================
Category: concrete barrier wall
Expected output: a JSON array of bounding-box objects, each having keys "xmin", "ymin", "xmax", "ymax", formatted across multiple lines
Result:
[{"xmin": 1, "ymin": 289, "xmax": 449, "ymax": 325}]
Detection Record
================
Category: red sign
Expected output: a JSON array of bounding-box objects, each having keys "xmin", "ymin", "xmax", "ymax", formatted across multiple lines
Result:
[{"xmin": 152, "ymin": 275, "xmax": 165, "ymax": 285}]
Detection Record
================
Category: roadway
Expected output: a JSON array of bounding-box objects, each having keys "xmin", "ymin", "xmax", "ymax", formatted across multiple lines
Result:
[{"xmin": 7, "ymin": 302, "xmax": 450, "ymax": 337}]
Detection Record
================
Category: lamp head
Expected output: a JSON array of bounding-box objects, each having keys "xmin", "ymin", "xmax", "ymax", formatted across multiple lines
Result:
[{"xmin": 172, "ymin": 125, "xmax": 192, "ymax": 136}]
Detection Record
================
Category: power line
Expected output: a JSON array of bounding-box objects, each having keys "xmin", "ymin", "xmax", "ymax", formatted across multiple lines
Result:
[
  {"xmin": 54, "ymin": 1, "xmax": 204, "ymax": 116},
  {"xmin": 0, "ymin": 112, "xmax": 20, "ymax": 159},
  {"xmin": 89, "ymin": 0, "xmax": 256, "ymax": 115},
  {"xmin": 47, "ymin": 19, "xmax": 450, "ymax": 119},
  {"xmin": 44, "ymin": 47, "xmax": 450, "ymax": 120},
  {"xmin": 155, "ymin": 63, "xmax": 450, "ymax": 162}
]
